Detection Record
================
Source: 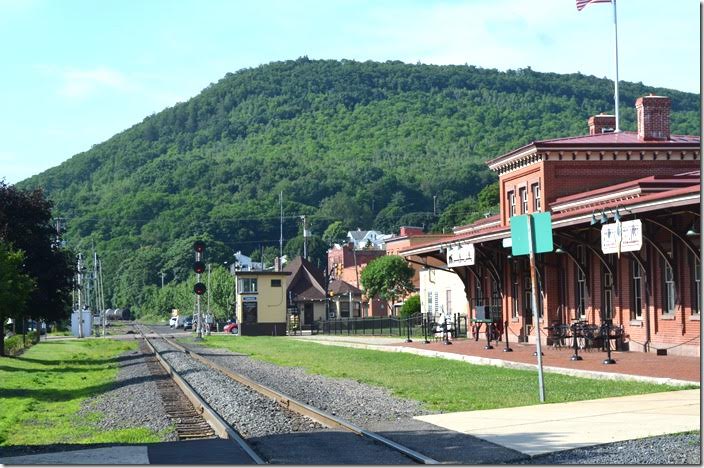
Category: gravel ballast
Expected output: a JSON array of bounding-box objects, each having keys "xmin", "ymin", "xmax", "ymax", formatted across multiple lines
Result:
[
  {"xmin": 184, "ymin": 343, "xmax": 435, "ymax": 427},
  {"xmin": 55, "ymin": 331, "xmax": 700, "ymax": 465},
  {"xmin": 150, "ymin": 340, "xmax": 326, "ymax": 438},
  {"xmin": 79, "ymin": 346, "xmax": 177, "ymax": 440},
  {"xmin": 521, "ymin": 432, "xmax": 701, "ymax": 464}
]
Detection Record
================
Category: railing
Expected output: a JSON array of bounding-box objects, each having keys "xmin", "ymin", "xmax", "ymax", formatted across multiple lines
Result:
[{"xmin": 315, "ymin": 312, "xmax": 468, "ymax": 339}]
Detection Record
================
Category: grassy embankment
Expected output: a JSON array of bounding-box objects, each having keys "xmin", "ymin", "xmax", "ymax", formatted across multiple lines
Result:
[
  {"xmin": 194, "ymin": 336, "xmax": 696, "ymax": 412},
  {"xmin": 0, "ymin": 339, "xmax": 169, "ymax": 447}
]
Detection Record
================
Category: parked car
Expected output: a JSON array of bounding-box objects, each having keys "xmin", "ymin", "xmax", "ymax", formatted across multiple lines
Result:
[
  {"xmin": 182, "ymin": 316, "xmax": 193, "ymax": 330},
  {"xmin": 223, "ymin": 320, "xmax": 239, "ymax": 334},
  {"xmin": 26, "ymin": 320, "xmax": 48, "ymax": 335},
  {"xmin": 169, "ymin": 316, "xmax": 184, "ymax": 328}
]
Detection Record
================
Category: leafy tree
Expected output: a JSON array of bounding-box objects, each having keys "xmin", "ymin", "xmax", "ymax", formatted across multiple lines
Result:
[
  {"xmin": 249, "ymin": 246, "xmax": 280, "ymax": 268},
  {"xmin": 208, "ymin": 265, "xmax": 234, "ymax": 322},
  {"xmin": 476, "ymin": 181, "xmax": 499, "ymax": 214},
  {"xmin": 0, "ymin": 242, "xmax": 35, "ymax": 355},
  {"xmin": 432, "ymin": 196, "xmax": 479, "ymax": 233},
  {"xmin": 399, "ymin": 294, "xmax": 420, "ymax": 318},
  {"xmin": 284, "ymin": 235, "xmax": 328, "ymax": 268},
  {"xmin": 322, "ymin": 221, "xmax": 347, "ymax": 245},
  {"xmin": 360, "ymin": 255, "xmax": 415, "ymax": 314},
  {"xmin": 0, "ymin": 182, "xmax": 74, "ymax": 328},
  {"xmin": 319, "ymin": 192, "xmax": 373, "ymax": 231}
]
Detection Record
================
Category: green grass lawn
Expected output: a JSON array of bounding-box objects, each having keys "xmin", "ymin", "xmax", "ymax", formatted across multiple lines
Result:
[
  {"xmin": 193, "ymin": 336, "xmax": 696, "ymax": 412},
  {"xmin": 0, "ymin": 339, "xmax": 168, "ymax": 447}
]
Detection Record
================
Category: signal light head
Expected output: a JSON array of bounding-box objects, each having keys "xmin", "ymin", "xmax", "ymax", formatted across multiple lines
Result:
[
  {"xmin": 194, "ymin": 261, "xmax": 206, "ymax": 274},
  {"xmin": 193, "ymin": 282, "xmax": 207, "ymax": 295},
  {"xmin": 193, "ymin": 240, "xmax": 206, "ymax": 253}
]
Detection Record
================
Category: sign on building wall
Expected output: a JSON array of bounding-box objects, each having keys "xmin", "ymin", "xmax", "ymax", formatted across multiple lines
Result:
[
  {"xmin": 601, "ymin": 219, "xmax": 643, "ymax": 255},
  {"xmin": 446, "ymin": 242, "xmax": 475, "ymax": 267}
]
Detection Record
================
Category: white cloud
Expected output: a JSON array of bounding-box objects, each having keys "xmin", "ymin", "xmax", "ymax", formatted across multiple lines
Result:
[{"xmin": 58, "ymin": 67, "xmax": 134, "ymax": 99}]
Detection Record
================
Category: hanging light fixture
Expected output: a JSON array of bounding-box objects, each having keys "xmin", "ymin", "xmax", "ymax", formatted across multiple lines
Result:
[
  {"xmin": 555, "ymin": 245, "xmax": 565, "ymax": 254},
  {"xmin": 599, "ymin": 210, "xmax": 609, "ymax": 224},
  {"xmin": 686, "ymin": 223, "xmax": 699, "ymax": 237},
  {"xmin": 590, "ymin": 210, "xmax": 599, "ymax": 226}
]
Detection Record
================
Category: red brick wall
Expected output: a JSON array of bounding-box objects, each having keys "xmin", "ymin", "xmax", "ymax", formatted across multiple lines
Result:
[{"xmin": 543, "ymin": 160, "xmax": 698, "ymax": 204}]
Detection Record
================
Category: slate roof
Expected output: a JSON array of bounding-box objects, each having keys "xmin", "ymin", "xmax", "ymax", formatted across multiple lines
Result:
[
  {"xmin": 284, "ymin": 256, "xmax": 326, "ymax": 300},
  {"xmin": 329, "ymin": 279, "xmax": 362, "ymax": 295}
]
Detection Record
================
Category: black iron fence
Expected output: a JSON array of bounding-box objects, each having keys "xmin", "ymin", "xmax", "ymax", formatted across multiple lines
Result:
[{"xmin": 315, "ymin": 313, "xmax": 468, "ymax": 339}]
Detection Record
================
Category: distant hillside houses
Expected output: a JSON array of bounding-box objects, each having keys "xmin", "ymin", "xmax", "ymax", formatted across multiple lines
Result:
[
  {"xmin": 346, "ymin": 229, "xmax": 394, "ymax": 250},
  {"xmin": 232, "ymin": 251, "xmax": 289, "ymax": 271}
]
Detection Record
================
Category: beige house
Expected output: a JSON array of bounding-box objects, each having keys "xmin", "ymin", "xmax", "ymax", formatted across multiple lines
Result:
[
  {"xmin": 284, "ymin": 256, "xmax": 328, "ymax": 328},
  {"xmin": 419, "ymin": 268, "xmax": 470, "ymax": 322},
  {"xmin": 234, "ymin": 271, "xmax": 291, "ymax": 336}
]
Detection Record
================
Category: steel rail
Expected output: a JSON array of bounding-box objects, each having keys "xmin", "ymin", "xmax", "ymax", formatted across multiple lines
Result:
[
  {"xmin": 149, "ymin": 327, "xmax": 439, "ymax": 465},
  {"xmin": 138, "ymin": 328, "xmax": 265, "ymax": 464}
]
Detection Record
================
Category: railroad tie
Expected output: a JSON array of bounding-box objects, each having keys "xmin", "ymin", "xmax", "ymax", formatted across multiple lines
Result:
[{"xmin": 140, "ymin": 341, "xmax": 216, "ymax": 440}]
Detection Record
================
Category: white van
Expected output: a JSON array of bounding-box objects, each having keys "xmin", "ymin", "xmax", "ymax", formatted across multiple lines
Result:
[{"xmin": 169, "ymin": 315, "xmax": 184, "ymax": 328}]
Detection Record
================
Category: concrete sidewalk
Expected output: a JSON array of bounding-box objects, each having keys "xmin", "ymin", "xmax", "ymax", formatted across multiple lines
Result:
[{"xmin": 415, "ymin": 389, "xmax": 701, "ymax": 456}]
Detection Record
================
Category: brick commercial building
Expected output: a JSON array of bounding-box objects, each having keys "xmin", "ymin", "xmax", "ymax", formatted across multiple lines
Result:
[
  {"xmin": 401, "ymin": 95, "xmax": 700, "ymax": 357},
  {"xmin": 327, "ymin": 242, "xmax": 387, "ymax": 316}
]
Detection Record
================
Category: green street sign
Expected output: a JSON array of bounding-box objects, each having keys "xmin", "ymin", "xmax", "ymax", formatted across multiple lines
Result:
[
  {"xmin": 510, "ymin": 212, "xmax": 553, "ymax": 256},
  {"xmin": 510, "ymin": 215, "xmax": 531, "ymax": 256}
]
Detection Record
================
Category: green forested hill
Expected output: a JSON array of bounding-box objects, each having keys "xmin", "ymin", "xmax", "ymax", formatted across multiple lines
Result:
[{"xmin": 18, "ymin": 58, "xmax": 700, "ymax": 312}]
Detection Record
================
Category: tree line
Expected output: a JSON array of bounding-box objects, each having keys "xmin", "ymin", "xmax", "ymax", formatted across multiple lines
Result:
[{"xmin": 16, "ymin": 58, "xmax": 700, "ymax": 317}]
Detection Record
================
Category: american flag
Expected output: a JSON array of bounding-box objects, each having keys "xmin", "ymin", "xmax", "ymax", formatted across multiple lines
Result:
[{"xmin": 576, "ymin": 0, "xmax": 612, "ymax": 11}]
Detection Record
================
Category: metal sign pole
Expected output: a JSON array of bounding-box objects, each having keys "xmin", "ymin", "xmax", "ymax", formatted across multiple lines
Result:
[{"xmin": 526, "ymin": 215, "xmax": 546, "ymax": 403}]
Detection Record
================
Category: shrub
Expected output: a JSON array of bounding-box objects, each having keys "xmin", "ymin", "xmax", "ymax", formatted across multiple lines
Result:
[
  {"xmin": 3, "ymin": 331, "xmax": 39, "ymax": 355},
  {"xmin": 399, "ymin": 294, "xmax": 421, "ymax": 318}
]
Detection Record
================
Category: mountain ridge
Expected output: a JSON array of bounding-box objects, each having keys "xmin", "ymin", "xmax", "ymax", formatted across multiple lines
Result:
[{"xmin": 16, "ymin": 58, "xmax": 700, "ymax": 309}]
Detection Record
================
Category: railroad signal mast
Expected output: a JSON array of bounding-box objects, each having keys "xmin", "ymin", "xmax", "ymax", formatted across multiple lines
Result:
[{"xmin": 193, "ymin": 240, "xmax": 207, "ymax": 340}]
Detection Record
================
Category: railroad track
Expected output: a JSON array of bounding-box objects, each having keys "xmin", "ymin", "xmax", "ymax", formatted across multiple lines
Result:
[
  {"xmin": 137, "ymin": 327, "xmax": 265, "ymax": 463},
  {"xmin": 140, "ymin": 341, "xmax": 216, "ymax": 440},
  {"xmin": 136, "ymin": 324, "xmax": 440, "ymax": 464}
]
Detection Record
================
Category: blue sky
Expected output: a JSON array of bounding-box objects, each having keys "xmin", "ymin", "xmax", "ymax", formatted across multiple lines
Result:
[{"xmin": 1, "ymin": 0, "xmax": 700, "ymax": 184}]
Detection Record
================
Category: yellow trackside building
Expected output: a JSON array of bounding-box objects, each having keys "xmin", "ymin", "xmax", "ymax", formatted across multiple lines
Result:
[{"xmin": 234, "ymin": 271, "xmax": 291, "ymax": 336}]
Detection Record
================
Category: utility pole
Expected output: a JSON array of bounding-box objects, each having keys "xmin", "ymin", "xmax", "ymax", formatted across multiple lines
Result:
[
  {"xmin": 54, "ymin": 217, "xmax": 64, "ymax": 248},
  {"xmin": 301, "ymin": 215, "xmax": 308, "ymax": 260},
  {"xmin": 76, "ymin": 253, "xmax": 84, "ymax": 338},
  {"xmin": 98, "ymin": 258, "xmax": 106, "ymax": 337},
  {"xmin": 93, "ymin": 250, "xmax": 99, "ymax": 336},
  {"xmin": 433, "ymin": 195, "xmax": 437, "ymax": 216},
  {"xmin": 159, "ymin": 271, "xmax": 166, "ymax": 288},
  {"xmin": 279, "ymin": 191, "xmax": 283, "ymax": 259}
]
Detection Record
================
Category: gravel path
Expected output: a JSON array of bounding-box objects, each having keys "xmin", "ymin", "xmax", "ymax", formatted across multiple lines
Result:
[{"xmin": 79, "ymin": 346, "xmax": 177, "ymax": 440}]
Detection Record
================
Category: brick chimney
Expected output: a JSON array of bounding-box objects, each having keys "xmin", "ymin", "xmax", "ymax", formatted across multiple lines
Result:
[
  {"xmin": 636, "ymin": 94, "xmax": 671, "ymax": 141},
  {"xmin": 588, "ymin": 113, "xmax": 616, "ymax": 135},
  {"xmin": 399, "ymin": 226, "xmax": 424, "ymax": 237}
]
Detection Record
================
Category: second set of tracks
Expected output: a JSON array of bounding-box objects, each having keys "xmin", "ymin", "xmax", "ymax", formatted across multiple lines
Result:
[{"xmin": 136, "ymin": 325, "xmax": 440, "ymax": 464}]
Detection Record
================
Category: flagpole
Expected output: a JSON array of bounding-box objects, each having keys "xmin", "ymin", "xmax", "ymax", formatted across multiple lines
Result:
[{"xmin": 612, "ymin": 0, "xmax": 620, "ymax": 132}]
